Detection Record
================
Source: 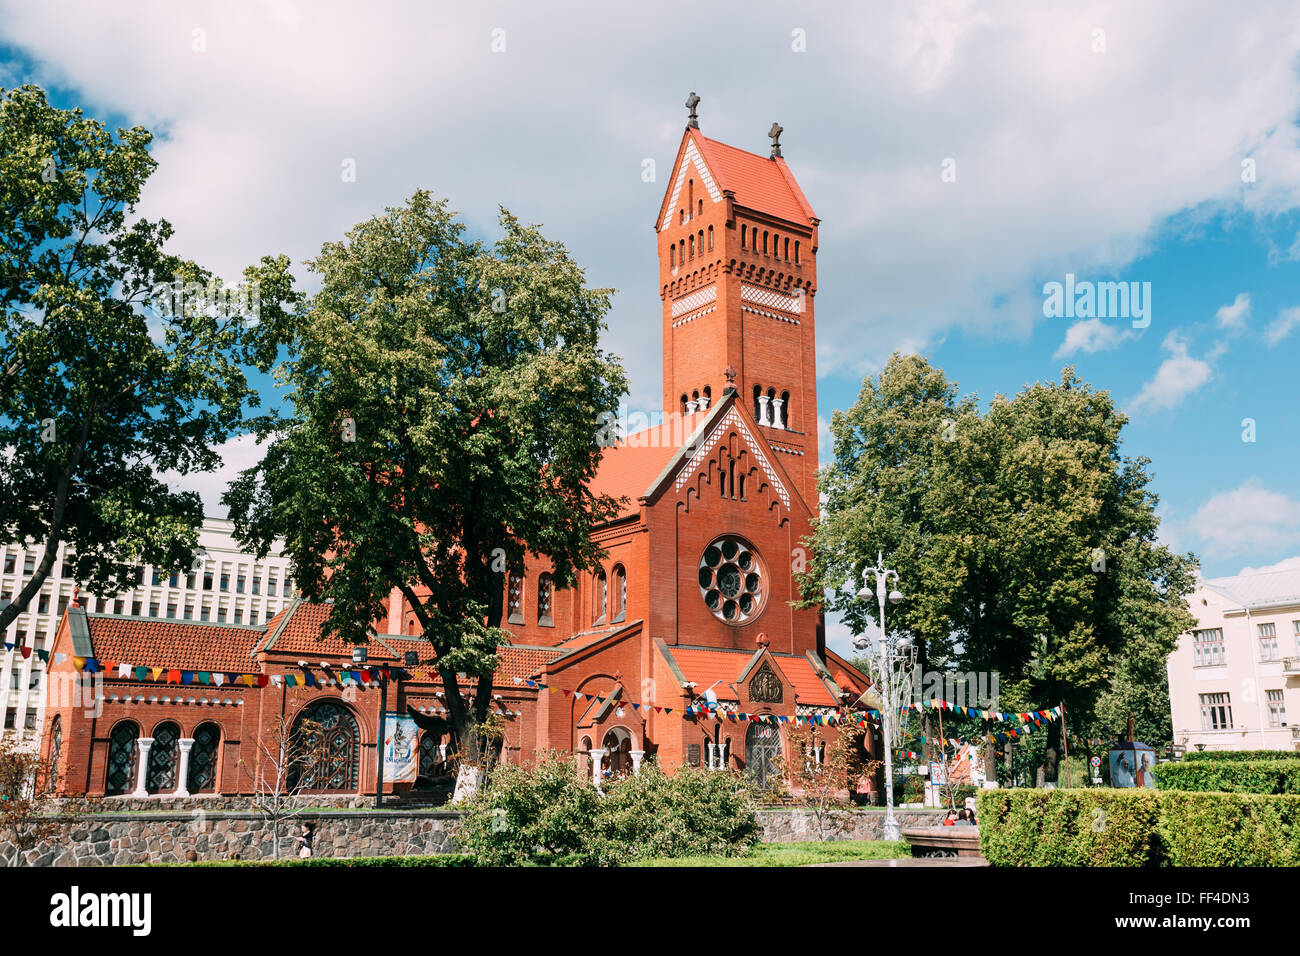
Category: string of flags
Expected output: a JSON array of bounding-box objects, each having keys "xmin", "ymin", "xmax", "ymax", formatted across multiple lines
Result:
[
  {"xmin": 513, "ymin": 677, "xmax": 681, "ymax": 716},
  {"xmin": 901, "ymin": 700, "xmax": 1066, "ymax": 724},
  {"xmin": 1, "ymin": 641, "xmax": 417, "ymax": 690}
]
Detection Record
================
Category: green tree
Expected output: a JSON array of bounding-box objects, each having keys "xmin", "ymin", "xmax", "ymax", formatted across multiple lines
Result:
[
  {"xmin": 800, "ymin": 354, "xmax": 1197, "ymax": 783},
  {"xmin": 0, "ymin": 85, "xmax": 294, "ymax": 633},
  {"xmin": 225, "ymin": 191, "xmax": 627, "ymax": 797}
]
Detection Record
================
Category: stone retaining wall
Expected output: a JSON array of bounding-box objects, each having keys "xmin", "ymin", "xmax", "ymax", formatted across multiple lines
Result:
[
  {"xmin": 3, "ymin": 806, "xmax": 950, "ymax": 866},
  {"xmin": 756, "ymin": 807, "xmax": 949, "ymax": 842}
]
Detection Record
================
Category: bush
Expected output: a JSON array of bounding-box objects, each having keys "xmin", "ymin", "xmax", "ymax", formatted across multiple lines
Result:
[
  {"xmin": 1182, "ymin": 749, "xmax": 1296, "ymax": 762},
  {"xmin": 457, "ymin": 752, "xmax": 611, "ymax": 866},
  {"xmin": 596, "ymin": 765, "xmax": 761, "ymax": 860},
  {"xmin": 1158, "ymin": 792, "xmax": 1300, "ymax": 866},
  {"xmin": 1154, "ymin": 759, "xmax": 1300, "ymax": 794},
  {"xmin": 978, "ymin": 788, "xmax": 1300, "ymax": 866},
  {"xmin": 456, "ymin": 753, "xmax": 761, "ymax": 866},
  {"xmin": 977, "ymin": 789, "xmax": 1161, "ymax": 867}
]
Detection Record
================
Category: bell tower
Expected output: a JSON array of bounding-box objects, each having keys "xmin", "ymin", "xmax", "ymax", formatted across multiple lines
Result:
[{"xmin": 656, "ymin": 94, "xmax": 821, "ymax": 507}]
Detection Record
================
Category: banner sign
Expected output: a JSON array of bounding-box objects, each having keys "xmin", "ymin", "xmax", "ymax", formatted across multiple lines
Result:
[{"xmin": 383, "ymin": 713, "xmax": 419, "ymax": 783}]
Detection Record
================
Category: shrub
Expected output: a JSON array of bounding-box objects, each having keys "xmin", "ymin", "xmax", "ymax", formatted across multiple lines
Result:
[
  {"xmin": 977, "ymin": 788, "xmax": 1161, "ymax": 867},
  {"xmin": 1157, "ymin": 792, "xmax": 1300, "ymax": 866},
  {"xmin": 456, "ymin": 753, "xmax": 762, "ymax": 866},
  {"xmin": 456, "ymin": 752, "xmax": 612, "ymax": 866},
  {"xmin": 979, "ymin": 788, "xmax": 1300, "ymax": 866},
  {"xmin": 1182, "ymin": 750, "xmax": 1296, "ymax": 762},
  {"xmin": 1154, "ymin": 759, "xmax": 1300, "ymax": 794},
  {"xmin": 596, "ymin": 764, "xmax": 761, "ymax": 860}
]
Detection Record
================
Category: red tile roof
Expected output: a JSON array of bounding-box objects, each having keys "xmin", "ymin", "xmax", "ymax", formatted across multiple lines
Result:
[
  {"xmin": 83, "ymin": 615, "xmax": 262, "ymax": 673},
  {"xmin": 497, "ymin": 644, "xmax": 566, "ymax": 680},
  {"xmin": 588, "ymin": 411, "xmax": 708, "ymax": 517},
  {"xmin": 260, "ymin": 601, "xmax": 399, "ymax": 660},
  {"xmin": 664, "ymin": 646, "xmax": 840, "ymax": 708},
  {"xmin": 693, "ymin": 130, "xmax": 817, "ymax": 225}
]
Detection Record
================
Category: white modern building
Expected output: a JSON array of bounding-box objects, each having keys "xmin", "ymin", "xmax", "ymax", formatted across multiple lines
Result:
[
  {"xmin": 0, "ymin": 518, "xmax": 293, "ymax": 744},
  {"xmin": 1167, "ymin": 565, "xmax": 1300, "ymax": 753}
]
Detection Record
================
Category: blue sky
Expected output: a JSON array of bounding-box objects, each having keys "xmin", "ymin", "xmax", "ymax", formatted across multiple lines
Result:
[{"xmin": 5, "ymin": 1, "xmax": 1300, "ymax": 613}]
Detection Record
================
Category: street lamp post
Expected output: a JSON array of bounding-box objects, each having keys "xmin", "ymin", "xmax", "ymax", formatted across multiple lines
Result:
[{"xmin": 855, "ymin": 551, "xmax": 906, "ymax": 842}]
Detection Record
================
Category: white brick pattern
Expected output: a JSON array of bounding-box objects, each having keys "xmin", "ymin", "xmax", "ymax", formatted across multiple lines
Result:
[
  {"xmin": 675, "ymin": 407, "xmax": 789, "ymax": 508},
  {"xmin": 741, "ymin": 283, "xmax": 803, "ymax": 314},
  {"xmin": 671, "ymin": 284, "xmax": 717, "ymax": 317},
  {"xmin": 660, "ymin": 140, "xmax": 723, "ymax": 232}
]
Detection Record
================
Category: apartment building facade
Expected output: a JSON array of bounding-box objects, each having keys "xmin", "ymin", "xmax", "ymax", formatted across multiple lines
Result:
[
  {"xmin": 0, "ymin": 518, "xmax": 293, "ymax": 744},
  {"xmin": 1167, "ymin": 566, "xmax": 1300, "ymax": 753}
]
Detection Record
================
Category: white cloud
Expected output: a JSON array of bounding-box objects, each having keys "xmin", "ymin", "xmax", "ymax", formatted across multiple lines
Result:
[
  {"xmin": 1053, "ymin": 317, "xmax": 1134, "ymax": 358},
  {"xmin": 1264, "ymin": 306, "xmax": 1300, "ymax": 345},
  {"xmin": 1236, "ymin": 555, "xmax": 1300, "ymax": 575},
  {"xmin": 159, "ymin": 433, "xmax": 267, "ymax": 519},
  {"xmin": 1129, "ymin": 332, "xmax": 1214, "ymax": 415},
  {"xmin": 1214, "ymin": 292, "xmax": 1251, "ymax": 331},
  {"xmin": 1187, "ymin": 481, "xmax": 1300, "ymax": 557},
  {"xmin": 5, "ymin": 2, "xmax": 1300, "ymax": 395}
]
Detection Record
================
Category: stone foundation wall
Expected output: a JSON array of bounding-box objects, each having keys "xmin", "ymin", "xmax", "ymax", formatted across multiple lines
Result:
[
  {"xmin": 756, "ymin": 807, "xmax": 949, "ymax": 842},
  {"xmin": 1, "ymin": 809, "xmax": 461, "ymax": 867},
  {"xmin": 3, "ymin": 806, "xmax": 949, "ymax": 866}
]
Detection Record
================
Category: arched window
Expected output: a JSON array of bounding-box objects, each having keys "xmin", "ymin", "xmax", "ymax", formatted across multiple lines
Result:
[
  {"xmin": 290, "ymin": 701, "xmax": 361, "ymax": 793},
  {"xmin": 680, "ymin": 393, "xmax": 689, "ymax": 415},
  {"xmin": 763, "ymin": 230, "xmax": 769, "ymax": 255},
  {"xmin": 779, "ymin": 390, "xmax": 790, "ymax": 429},
  {"xmin": 537, "ymin": 573, "xmax": 554, "ymax": 627},
  {"xmin": 679, "ymin": 239, "xmax": 685, "ymax": 264},
  {"xmin": 47, "ymin": 715, "xmax": 62, "ymax": 783},
  {"xmin": 689, "ymin": 234, "xmax": 694, "ymax": 259},
  {"xmin": 784, "ymin": 237, "xmax": 790, "ymax": 260},
  {"xmin": 753, "ymin": 384, "xmax": 763, "ymax": 422},
  {"xmin": 795, "ymin": 240, "xmax": 800, "ymax": 264},
  {"xmin": 702, "ymin": 385, "xmax": 711, "ymax": 409},
  {"xmin": 611, "ymin": 565, "xmax": 627, "ymax": 623},
  {"xmin": 745, "ymin": 722, "xmax": 781, "ymax": 790},
  {"xmin": 773, "ymin": 232, "xmax": 779, "ymax": 257},
  {"xmin": 188, "ymin": 722, "xmax": 221, "ymax": 793},
  {"xmin": 507, "ymin": 572, "xmax": 524, "ymax": 625},
  {"xmin": 670, "ymin": 245, "xmax": 676, "ymax": 269},
  {"xmin": 698, "ymin": 199, "xmax": 703, "ymax": 217},
  {"xmin": 145, "ymin": 722, "xmax": 180, "ymax": 794},
  {"xmin": 741, "ymin": 225, "xmax": 747, "ymax": 249},
  {"xmin": 698, "ymin": 230, "xmax": 704, "ymax": 256},
  {"xmin": 688, "ymin": 178, "xmax": 694, "ymax": 215},
  {"xmin": 106, "ymin": 721, "xmax": 139, "ymax": 796},
  {"xmin": 708, "ymin": 226, "xmax": 714, "ymax": 251},
  {"xmin": 594, "ymin": 568, "xmax": 608, "ymax": 625}
]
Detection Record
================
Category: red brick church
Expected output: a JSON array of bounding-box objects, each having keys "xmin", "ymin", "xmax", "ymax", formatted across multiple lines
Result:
[{"xmin": 41, "ymin": 100, "xmax": 877, "ymax": 801}]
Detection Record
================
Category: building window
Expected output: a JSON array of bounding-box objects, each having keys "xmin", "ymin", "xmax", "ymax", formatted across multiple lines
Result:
[
  {"xmin": 594, "ymin": 569, "xmax": 607, "ymax": 626},
  {"xmin": 114, "ymin": 599, "xmax": 124, "ymax": 614},
  {"xmin": 795, "ymin": 241, "xmax": 801, "ymax": 264},
  {"xmin": 708, "ymin": 225, "xmax": 714, "ymax": 251},
  {"xmin": 38, "ymin": 593, "xmax": 49, "ymax": 614},
  {"xmin": 234, "ymin": 607, "xmax": 243, "ymax": 624},
  {"xmin": 150, "ymin": 569, "xmax": 161, "ymax": 587},
  {"xmin": 290, "ymin": 701, "xmax": 361, "ymax": 792},
  {"xmin": 106, "ymin": 721, "xmax": 140, "ymax": 796},
  {"xmin": 166, "ymin": 603, "xmax": 176, "ymax": 618},
  {"xmin": 249, "ymin": 610, "xmax": 259, "ymax": 626},
  {"xmin": 1192, "ymin": 628, "xmax": 1225, "ymax": 667},
  {"xmin": 699, "ymin": 536, "xmax": 766, "ymax": 626},
  {"xmin": 284, "ymin": 579, "xmax": 292, "ymax": 597},
  {"xmin": 2, "ymin": 554, "xmax": 13, "ymax": 573},
  {"xmin": 183, "ymin": 603, "xmax": 194, "ymax": 621},
  {"xmin": 689, "ymin": 234, "xmax": 694, "ymax": 259},
  {"xmin": 507, "ymin": 573, "xmax": 524, "ymax": 626},
  {"xmin": 188, "ymin": 723, "xmax": 221, "ymax": 793},
  {"xmin": 1199, "ymin": 692, "xmax": 1233, "ymax": 731},
  {"xmin": 611, "ymin": 565, "xmax": 627, "ymax": 624},
  {"xmin": 784, "ymin": 237, "xmax": 790, "ymax": 260},
  {"xmin": 1263, "ymin": 691, "xmax": 1284, "ymax": 728},
  {"xmin": 146, "ymin": 722, "xmax": 181, "ymax": 794},
  {"xmin": 537, "ymin": 573, "xmax": 554, "ymax": 627},
  {"xmin": 670, "ymin": 245, "xmax": 676, "ymax": 269},
  {"xmin": 169, "ymin": 572, "xmax": 179, "ymax": 588},
  {"xmin": 203, "ymin": 572, "xmax": 213, "ymax": 590},
  {"xmin": 236, "ymin": 574, "xmax": 246, "ymax": 594},
  {"xmin": 1259, "ymin": 622, "xmax": 1279, "ymax": 661},
  {"xmin": 741, "ymin": 224, "xmax": 747, "ymax": 249},
  {"xmin": 220, "ymin": 573, "xmax": 229, "ymax": 592},
  {"xmin": 252, "ymin": 575, "xmax": 261, "ymax": 595},
  {"xmin": 47, "ymin": 715, "xmax": 62, "ymax": 777}
]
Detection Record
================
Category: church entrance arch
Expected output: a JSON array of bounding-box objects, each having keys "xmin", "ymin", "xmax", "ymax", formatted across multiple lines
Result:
[{"xmin": 745, "ymin": 722, "xmax": 781, "ymax": 791}]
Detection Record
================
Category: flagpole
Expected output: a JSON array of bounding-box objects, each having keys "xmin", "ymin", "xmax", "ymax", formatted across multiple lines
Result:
[{"xmin": 1061, "ymin": 704, "xmax": 1070, "ymax": 789}]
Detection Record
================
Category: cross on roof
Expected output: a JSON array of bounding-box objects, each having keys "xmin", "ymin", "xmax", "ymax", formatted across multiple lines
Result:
[{"xmin": 685, "ymin": 91, "xmax": 700, "ymax": 129}]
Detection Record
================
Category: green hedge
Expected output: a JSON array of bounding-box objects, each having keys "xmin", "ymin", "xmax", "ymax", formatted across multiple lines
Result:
[
  {"xmin": 1154, "ymin": 759, "xmax": 1300, "ymax": 794},
  {"xmin": 978, "ymin": 788, "xmax": 1300, "ymax": 866},
  {"xmin": 1182, "ymin": 749, "xmax": 1297, "ymax": 762},
  {"xmin": 977, "ymin": 789, "xmax": 1161, "ymax": 866},
  {"xmin": 1158, "ymin": 792, "xmax": 1300, "ymax": 866}
]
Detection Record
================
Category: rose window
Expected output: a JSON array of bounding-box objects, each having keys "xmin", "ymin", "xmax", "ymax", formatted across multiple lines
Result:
[{"xmin": 699, "ymin": 536, "xmax": 766, "ymax": 625}]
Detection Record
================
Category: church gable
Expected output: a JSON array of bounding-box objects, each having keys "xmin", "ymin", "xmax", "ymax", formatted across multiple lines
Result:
[{"xmin": 657, "ymin": 128, "xmax": 725, "ymax": 233}]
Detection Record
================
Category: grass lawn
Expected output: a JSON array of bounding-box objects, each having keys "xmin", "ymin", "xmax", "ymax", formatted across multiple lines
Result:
[{"xmin": 632, "ymin": 840, "xmax": 910, "ymax": 867}]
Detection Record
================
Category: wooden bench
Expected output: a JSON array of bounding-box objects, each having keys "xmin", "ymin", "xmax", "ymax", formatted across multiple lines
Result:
[{"xmin": 900, "ymin": 826, "xmax": 983, "ymax": 858}]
